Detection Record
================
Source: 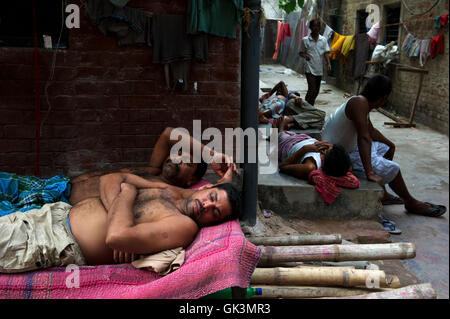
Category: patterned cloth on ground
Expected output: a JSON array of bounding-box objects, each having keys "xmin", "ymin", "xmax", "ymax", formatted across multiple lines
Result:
[
  {"xmin": 0, "ymin": 172, "xmax": 71, "ymax": 217},
  {"xmin": 308, "ymin": 170, "xmax": 360, "ymax": 204},
  {"xmin": 0, "ymin": 219, "xmax": 261, "ymax": 299}
]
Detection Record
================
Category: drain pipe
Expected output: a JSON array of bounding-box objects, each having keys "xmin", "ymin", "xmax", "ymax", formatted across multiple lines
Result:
[{"xmin": 240, "ymin": 0, "xmax": 261, "ymax": 226}]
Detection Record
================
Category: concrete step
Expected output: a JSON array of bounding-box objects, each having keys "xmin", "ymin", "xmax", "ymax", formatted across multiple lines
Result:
[
  {"xmin": 257, "ymin": 124, "xmax": 383, "ymax": 220},
  {"xmin": 258, "ymin": 170, "xmax": 383, "ymax": 219}
]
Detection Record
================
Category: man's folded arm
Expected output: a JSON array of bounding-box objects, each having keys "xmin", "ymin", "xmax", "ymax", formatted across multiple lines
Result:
[
  {"xmin": 105, "ymin": 183, "xmax": 198, "ymax": 254},
  {"xmin": 99, "ymin": 173, "xmax": 168, "ymax": 210}
]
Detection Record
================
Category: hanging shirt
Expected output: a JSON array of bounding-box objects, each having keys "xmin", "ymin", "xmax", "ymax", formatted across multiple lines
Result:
[
  {"xmin": 186, "ymin": 0, "xmax": 244, "ymax": 39},
  {"xmin": 299, "ymin": 34, "xmax": 330, "ymax": 76}
]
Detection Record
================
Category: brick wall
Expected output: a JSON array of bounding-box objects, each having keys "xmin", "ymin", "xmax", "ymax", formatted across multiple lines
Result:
[
  {"xmin": 323, "ymin": 0, "xmax": 449, "ymax": 135},
  {"xmin": 0, "ymin": 0, "xmax": 242, "ymax": 177}
]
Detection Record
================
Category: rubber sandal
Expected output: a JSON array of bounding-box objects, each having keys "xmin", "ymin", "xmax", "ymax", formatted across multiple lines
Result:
[
  {"xmin": 409, "ymin": 202, "xmax": 447, "ymax": 217},
  {"xmin": 381, "ymin": 219, "xmax": 402, "ymax": 235},
  {"xmin": 381, "ymin": 196, "xmax": 405, "ymax": 205},
  {"xmin": 381, "ymin": 215, "xmax": 396, "ymax": 226}
]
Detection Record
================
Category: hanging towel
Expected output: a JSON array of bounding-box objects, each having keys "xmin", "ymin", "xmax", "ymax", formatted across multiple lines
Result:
[
  {"xmin": 367, "ymin": 21, "xmax": 381, "ymax": 43},
  {"xmin": 273, "ymin": 21, "xmax": 283, "ymax": 60},
  {"xmin": 329, "ymin": 32, "xmax": 345, "ymax": 60},
  {"xmin": 410, "ymin": 39, "xmax": 421, "ymax": 57},
  {"xmin": 430, "ymin": 33, "xmax": 445, "ymax": 59},
  {"xmin": 419, "ymin": 39, "xmax": 431, "ymax": 66},
  {"xmin": 402, "ymin": 33, "xmax": 413, "ymax": 53},
  {"xmin": 434, "ymin": 15, "xmax": 442, "ymax": 28},
  {"xmin": 308, "ymin": 170, "xmax": 360, "ymax": 204},
  {"xmin": 441, "ymin": 14, "xmax": 449, "ymax": 27},
  {"xmin": 323, "ymin": 24, "xmax": 334, "ymax": 43},
  {"xmin": 341, "ymin": 35, "xmax": 355, "ymax": 58},
  {"xmin": 298, "ymin": 18, "xmax": 309, "ymax": 50},
  {"xmin": 281, "ymin": 23, "xmax": 292, "ymax": 43}
]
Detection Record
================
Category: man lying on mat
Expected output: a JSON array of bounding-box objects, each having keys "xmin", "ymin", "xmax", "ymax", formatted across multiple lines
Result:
[
  {"xmin": 0, "ymin": 173, "xmax": 241, "ymax": 273},
  {"xmin": 69, "ymin": 126, "xmax": 237, "ymax": 205}
]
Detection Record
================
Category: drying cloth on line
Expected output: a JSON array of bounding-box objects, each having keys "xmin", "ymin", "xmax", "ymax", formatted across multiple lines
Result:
[
  {"xmin": 152, "ymin": 14, "xmax": 208, "ymax": 64},
  {"xmin": 353, "ymin": 33, "xmax": 371, "ymax": 79},
  {"xmin": 132, "ymin": 247, "xmax": 185, "ymax": 276},
  {"xmin": 0, "ymin": 172, "xmax": 71, "ymax": 217},
  {"xmin": 0, "ymin": 219, "xmax": 261, "ymax": 299},
  {"xmin": 340, "ymin": 35, "xmax": 355, "ymax": 58},
  {"xmin": 430, "ymin": 33, "xmax": 445, "ymax": 59},
  {"xmin": 420, "ymin": 39, "xmax": 431, "ymax": 66},
  {"xmin": 273, "ymin": 22, "xmax": 292, "ymax": 60},
  {"xmin": 308, "ymin": 170, "xmax": 360, "ymax": 204},
  {"xmin": 86, "ymin": 0, "xmax": 151, "ymax": 46},
  {"xmin": 329, "ymin": 32, "xmax": 345, "ymax": 60},
  {"xmin": 187, "ymin": 0, "xmax": 244, "ymax": 39},
  {"xmin": 323, "ymin": 24, "xmax": 334, "ymax": 43},
  {"xmin": 298, "ymin": 18, "xmax": 309, "ymax": 50},
  {"xmin": 441, "ymin": 14, "xmax": 449, "ymax": 27},
  {"xmin": 366, "ymin": 21, "xmax": 381, "ymax": 44}
]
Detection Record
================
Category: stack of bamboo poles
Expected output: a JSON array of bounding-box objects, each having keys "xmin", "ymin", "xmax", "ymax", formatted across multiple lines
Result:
[{"xmin": 247, "ymin": 235, "xmax": 436, "ymax": 299}]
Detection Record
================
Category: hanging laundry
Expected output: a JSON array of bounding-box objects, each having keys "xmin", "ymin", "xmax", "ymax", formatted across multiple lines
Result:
[
  {"xmin": 329, "ymin": 32, "xmax": 345, "ymax": 60},
  {"xmin": 410, "ymin": 39, "xmax": 421, "ymax": 57},
  {"xmin": 341, "ymin": 35, "xmax": 355, "ymax": 58},
  {"xmin": 419, "ymin": 39, "xmax": 431, "ymax": 66},
  {"xmin": 298, "ymin": 18, "xmax": 309, "ymax": 50},
  {"xmin": 441, "ymin": 14, "xmax": 449, "ymax": 27},
  {"xmin": 322, "ymin": 24, "xmax": 334, "ymax": 43},
  {"xmin": 186, "ymin": 0, "xmax": 244, "ymax": 39},
  {"xmin": 402, "ymin": 33, "xmax": 416, "ymax": 56},
  {"xmin": 86, "ymin": 0, "xmax": 151, "ymax": 46},
  {"xmin": 430, "ymin": 33, "xmax": 445, "ymax": 59},
  {"xmin": 353, "ymin": 33, "xmax": 371, "ymax": 79},
  {"xmin": 434, "ymin": 15, "xmax": 442, "ymax": 28},
  {"xmin": 152, "ymin": 14, "xmax": 208, "ymax": 91},
  {"xmin": 367, "ymin": 21, "xmax": 381, "ymax": 44},
  {"xmin": 273, "ymin": 22, "xmax": 292, "ymax": 60}
]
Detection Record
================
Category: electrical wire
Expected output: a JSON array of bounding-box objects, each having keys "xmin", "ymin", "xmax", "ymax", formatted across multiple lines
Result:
[
  {"xmin": 40, "ymin": 0, "xmax": 65, "ymax": 136},
  {"xmin": 401, "ymin": 0, "xmax": 441, "ymax": 16}
]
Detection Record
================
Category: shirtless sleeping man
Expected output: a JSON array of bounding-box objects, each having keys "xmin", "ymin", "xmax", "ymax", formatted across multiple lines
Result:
[
  {"xmin": 69, "ymin": 126, "xmax": 237, "ymax": 205},
  {"xmin": 0, "ymin": 172, "xmax": 241, "ymax": 273}
]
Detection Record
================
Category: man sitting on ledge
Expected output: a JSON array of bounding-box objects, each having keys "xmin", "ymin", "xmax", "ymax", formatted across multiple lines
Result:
[{"xmin": 0, "ymin": 173, "xmax": 241, "ymax": 273}]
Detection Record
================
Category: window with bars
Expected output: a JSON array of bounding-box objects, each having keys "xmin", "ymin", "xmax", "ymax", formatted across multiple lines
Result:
[
  {"xmin": 0, "ymin": 1, "xmax": 68, "ymax": 48},
  {"xmin": 385, "ymin": 5, "xmax": 400, "ymax": 44}
]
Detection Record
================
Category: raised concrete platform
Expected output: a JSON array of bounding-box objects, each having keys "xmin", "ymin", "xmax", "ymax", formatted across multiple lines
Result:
[
  {"xmin": 258, "ymin": 170, "xmax": 383, "ymax": 219},
  {"xmin": 257, "ymin": 123, "xmax": 383, "ymax": 220}
]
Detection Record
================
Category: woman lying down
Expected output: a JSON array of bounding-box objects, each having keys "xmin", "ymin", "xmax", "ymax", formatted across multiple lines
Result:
[{"xmin": 274, "ymin": 116, "xmax": 351, "ymax": 180}]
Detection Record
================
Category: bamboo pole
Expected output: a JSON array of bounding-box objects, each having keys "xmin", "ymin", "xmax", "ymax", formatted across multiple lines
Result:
[
  {"xmin": 258, "ymin": 243, "xmax": 416, "ymax": 265},
  {"xmin": 323, "ymin": 283, "xmax": 436, "ymax": 299},
  {"xmin": 247, "ymin": 234, "xmax": 342, "ymax": 246},
  {"xmin": 251, "ymin": 267, "xmax": 387, "ymax": 288},
  {"xmin": 251, "ymin": 285, "xmax": 391, "ymax": 299}
]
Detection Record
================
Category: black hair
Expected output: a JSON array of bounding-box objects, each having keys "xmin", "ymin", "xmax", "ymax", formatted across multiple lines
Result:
[
  {"xmin": 360, "ymin": 74, "xmax": 392, "ymax": 102},
  {"xmin": 309, "ymin": 19, "xmax": 321, "ymax": 29},
  {"xmin": 193, "ymin": 159, "xmax": 208, "ymax": 181},
  {"xmin": 322, "ymin": 144, "xmax": 351, "ymax": 177},
  {"xmin": 213, "ymin": 183, "xmax": 242, "ymax": 222}
]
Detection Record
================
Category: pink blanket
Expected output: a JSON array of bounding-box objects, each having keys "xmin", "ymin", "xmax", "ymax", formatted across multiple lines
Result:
[{"xmin": 0, "ymin": 219, "xmax": 260, "ymax": 299}]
